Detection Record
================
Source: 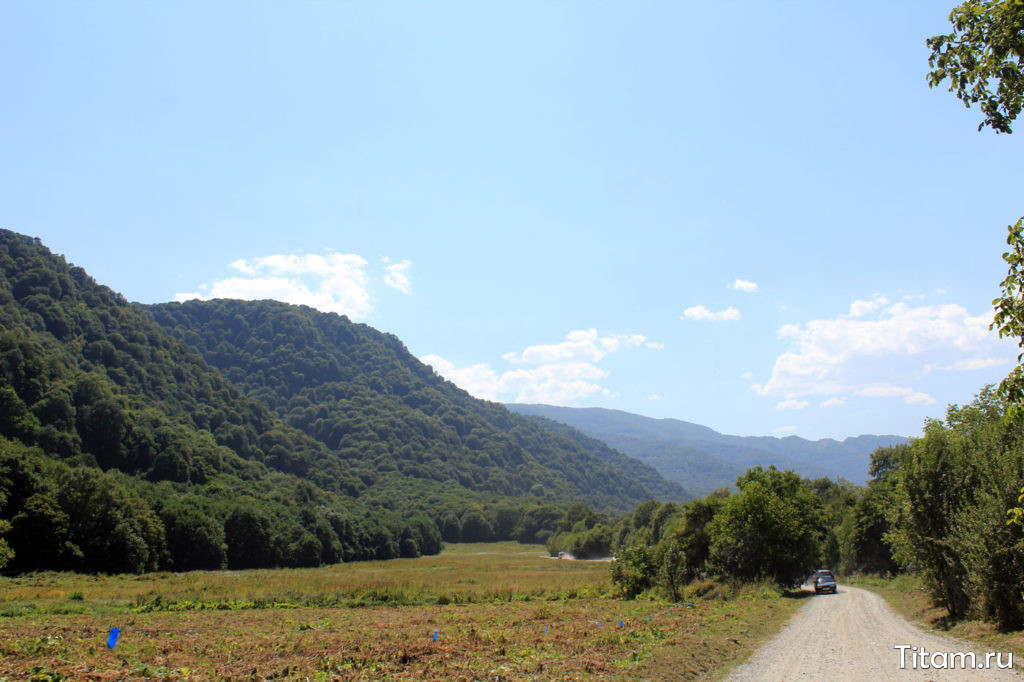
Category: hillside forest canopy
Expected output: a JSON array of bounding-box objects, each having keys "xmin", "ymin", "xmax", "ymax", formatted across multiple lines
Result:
[{"xmin": 0, "ymin": 229, "xmax": 684, "ymax": 575}]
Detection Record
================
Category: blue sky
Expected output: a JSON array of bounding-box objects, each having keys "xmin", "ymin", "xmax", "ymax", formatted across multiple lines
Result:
[{"xmin": 2, "ymin": 2, "xmax": 1021, "ymax": 440}]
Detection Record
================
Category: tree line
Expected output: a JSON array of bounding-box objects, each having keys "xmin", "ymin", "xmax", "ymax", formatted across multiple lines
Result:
[{"xmin": 547, "ymin": 387, "xmax": 1023, "ymax": 630}]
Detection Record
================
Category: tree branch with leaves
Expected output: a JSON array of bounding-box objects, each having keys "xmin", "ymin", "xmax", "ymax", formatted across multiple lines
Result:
[{"xmin": 927, "ymin": 0, "xmax": 1024, "ymax": 133}]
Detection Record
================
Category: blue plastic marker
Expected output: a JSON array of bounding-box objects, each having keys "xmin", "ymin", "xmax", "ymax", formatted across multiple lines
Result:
[
  {"xmin": 432, "ymin": 630, "xmax": 438, "ymax": 642},
  {"xmin": 618, "ymin": 620, "xmax": 623, "ymax": 628},
  {"xmin": 598, "ymin": 620, "xmax": 602, "ymax": 628},
  {"xmin": 107, "ymin": 627, "xmax": 120, "ymax": 649},
  {"xmin": 545, "ymin": 625, "xmax": 549, "ymax": 635},
  {"xmin": 647, "ymin": 616, "xmax": 652, "ymax": 622}
]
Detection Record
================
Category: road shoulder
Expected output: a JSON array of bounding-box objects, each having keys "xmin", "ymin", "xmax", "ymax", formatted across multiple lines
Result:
[{"xmin": 855, "ymin": 576, "xmax": 1024, "ymax": 674}]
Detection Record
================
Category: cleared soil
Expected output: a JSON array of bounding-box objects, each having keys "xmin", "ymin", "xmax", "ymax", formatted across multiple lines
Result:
[{"xmin": 725, "ymin": 585, "xmax": 1022, "ymax": 681}]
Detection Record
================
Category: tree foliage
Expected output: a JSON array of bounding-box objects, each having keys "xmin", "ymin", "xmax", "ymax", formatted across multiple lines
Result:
[
  {"xmin": 929, "ymin": 0, "xmax": 1024, "ymax": 546},
  {"xmin": 1009, "ymin": 485, "xmax": 1024, "ymax": 526},
  {"xmin": 707, "ymin": 467, "xmax": 824, "ymax": 587},
  {"xmin": 545, "ymin": 502, "xmax": 614, "ymax": 559},
  {"xmin": 992, "ymin": 217, "xmax": 1024, "ymax": 416},
  {"xmin": 927, "ymin": 0, "xmax": 1024, "ymax": 133},
  {"xmin": 884, "ymin": 389, "xmax": 1024, "ymax": 628},
  {"xmin": 608, "ymin": 468, "xmax": 899, "ymax": 600}
]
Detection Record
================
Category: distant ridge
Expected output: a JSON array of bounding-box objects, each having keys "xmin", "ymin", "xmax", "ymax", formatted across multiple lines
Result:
[{"xmin": 507, "ymin": 404, "xmax": 909, "ymax": 494}]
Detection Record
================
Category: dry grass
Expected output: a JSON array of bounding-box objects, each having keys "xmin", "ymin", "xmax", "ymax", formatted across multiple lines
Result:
[
  {"xmin": 0, "ymin": 543, "xmax": 608, "ymax": 617},
  {"xmin": 0, "ymin": 543, "xmax": 804, "ymax": 680}
]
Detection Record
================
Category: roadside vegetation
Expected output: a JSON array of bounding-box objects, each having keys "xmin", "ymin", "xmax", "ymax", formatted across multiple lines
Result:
[
  {"xmin": 585, "ymin": 386, "xmax": 1024, "ymax": 638},
  {"xmin": 547, "ymin": 465, "xmax": 865, "ymax": 597}
]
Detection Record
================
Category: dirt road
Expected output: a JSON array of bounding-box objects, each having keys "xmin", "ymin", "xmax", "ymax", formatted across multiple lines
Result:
[{"xmin": 725, "ymin": 585, "xmax": 1020, "ymax": 680}]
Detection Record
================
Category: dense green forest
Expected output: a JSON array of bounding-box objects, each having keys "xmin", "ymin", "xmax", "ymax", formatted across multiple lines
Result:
[
  {"xmin": 0, "ymin": 229, "xmax": 683, "ymax": 575},
  {"xmin": 145, "ymin": 298, "xmax": 684, "ymax": 514}
]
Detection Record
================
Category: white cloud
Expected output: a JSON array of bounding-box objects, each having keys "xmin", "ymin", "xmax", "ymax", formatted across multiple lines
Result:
[
  {"xmin": 503, "ymin": 329, "xmax": 650, "ymax": 365},
  {"xmin": 425, "ymin": 355, "xmax": 610, "ymax": 404},
  {"xmin": 647, "ymin": 394, "xmax": 661, "ymax": 401},
  {"xmin": 732, "ymin": 279, "xmax": 758, "ymax": 292},
  {"xmin": 774, "ymin": 425, "xmax": 799, "ymax": 434},
  {"xmin": 756, "ymin": 296, "xmax": 1012, "ymax": 402},
  {"xmin": 848, "ymin": 295, "xmax": 888, "ymax": 318},
  {"xmin": 381, "ymin": 257, "xmax": 412, "ymax": 294},
  {"xmin": 682, "ymin": 305, "xmax": 741, "ymax": 321},
  {"xmin": 227, "ymin": 258, "xmax": 256, "ymax": 276},
  {"xmin": 741, "ymin": 371, "xmax": 754, "ymax": 380},
  {"xmin": 176, "ymin": 252, "xmax": 373, "ymax": 318},
  {"xmin": 820, "ymin": 397, "xmax": 845, "ymax": 408},
  {"xmin": 925, "ymin": 356, "xmax": 1007, "ymax": 372},
  {"xmin": 419, "ymin": 355, "xmax": 505, "ymax": 401},
  {"xmin": 422, "ymin": 329, "xmax": 659, "ymax": 404},
  {"xmin": 855, "ymin": 385, "xmax": 936, "ymax": 405},
  {"xmin": 776, "ymin": 399, "xmax": 809, "ymax": 410}
]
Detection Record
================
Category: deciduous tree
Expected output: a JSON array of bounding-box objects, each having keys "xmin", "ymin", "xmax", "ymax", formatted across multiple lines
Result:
[
  {"xmin": 927, "ymin": 0, "xmax": 1024, "ymax": 134},
  {"xmin": 708, "ymin": 467, "xmax": 823, "ymax": 587}
]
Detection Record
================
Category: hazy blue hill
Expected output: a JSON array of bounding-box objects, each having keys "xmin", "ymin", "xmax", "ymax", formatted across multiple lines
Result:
[
  {"xmin": 512, "ymin": 414, "xmax": 692, "ymax": 501},
  {"xmin": 507, "ymin": 404, "xmax": 909, "ymax": 493}
]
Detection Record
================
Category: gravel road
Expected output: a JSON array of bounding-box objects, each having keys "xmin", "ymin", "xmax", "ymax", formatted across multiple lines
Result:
[{"xmin": 725, "ymin": 585, "xmax": 1021, "ymax": 681}]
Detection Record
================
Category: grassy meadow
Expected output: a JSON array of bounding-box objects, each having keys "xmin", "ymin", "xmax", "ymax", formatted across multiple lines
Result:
[{"xmin": 0, "ymin": 543, "xmax": 807, "ymax": 680}]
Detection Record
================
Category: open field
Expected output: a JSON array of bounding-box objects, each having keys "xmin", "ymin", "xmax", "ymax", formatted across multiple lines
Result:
[
  {"xmin": 0, "ymin": 543, "xmax": 807, "ymax": 680},
  {"xmin": 0, "ymin": 544, "xmax": 612, "ymax": 617},
  {"xmin": 853, "ymin": 575, "xmax": 1024, "ymax": 664}
]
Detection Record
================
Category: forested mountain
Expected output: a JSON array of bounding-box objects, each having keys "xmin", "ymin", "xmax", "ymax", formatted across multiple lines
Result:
[
  {"xmin": 0, "ymin": 229, "xmax": 683, "ymax": 574},
  {"xmin": 0, "ymin": 230, "xmax": 436, "ymax": 573},
  {"xmin": 145, "ymin": 298, "xmax": 686, "ymax": 512},
  {"xmin": 512, "ymin": 414, "xmax": 692, "ymax": 501},
  {"xmin": 507, "ymin": 404, "xmax": 909, "ymax": 493}
]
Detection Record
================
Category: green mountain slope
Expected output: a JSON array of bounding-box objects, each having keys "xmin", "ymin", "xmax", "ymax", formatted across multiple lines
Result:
[
  {"xmin": 507, "ymin": 404, "xmax": 909, "ymax": 493},
  {"xmin": 145, "ymin": 298, "xmax": 687, "ymax": 512},
  {"xmin": 512, "ymin": 414, "xmax": 693, "ymax": 501},
  {"xmin": 0, "ymin": 228, "xmax": 684, "ymax": 574},
  {"xmin": 0, "ymin": 229, "xmax": 431, "ymax": 573}
]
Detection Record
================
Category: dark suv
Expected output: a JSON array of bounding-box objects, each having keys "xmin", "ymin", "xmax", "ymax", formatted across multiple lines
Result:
[{"xmin": 813, "ymin": 569, "xmax": 837, "ymax": 594}]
